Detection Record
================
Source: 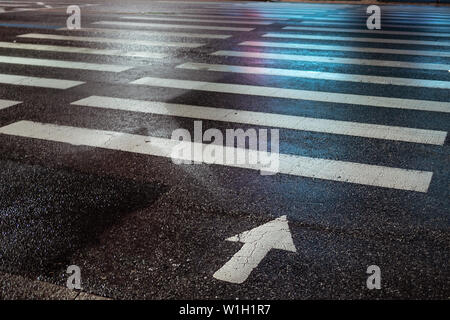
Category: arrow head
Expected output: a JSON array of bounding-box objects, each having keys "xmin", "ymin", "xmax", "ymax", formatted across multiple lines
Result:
[{"xmin": 226, "ymin": 215, "xmax": 297, "ymax": 252}]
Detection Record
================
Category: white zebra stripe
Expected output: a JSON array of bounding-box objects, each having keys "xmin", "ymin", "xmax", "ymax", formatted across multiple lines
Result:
[
  {"xmin": 212, "ymin": 50, "xmax": 450, "ymax": 71},
  {"xmin": 129, "ymin": 76, "xmax": 450, "ymax": 113},
  {"xmin": 295, "ymin": 20, "xmax": 450, "ymax": 31},
  {"xmin": 0, "ymin": 99, "xmax": 21, "ymax": 110},
  {"xmin": 57, "ymin": 27, "xmax": 231, "ymax": 39},
  {"xmin": 239, "ymin": 41, "xmax": 450, "ymax": 58},
  {"xmin": 0, "ymin": 120, "xmax": 433, "ymax": 192},
  {"xmin": 282, "ymin": 26, "xmax": 450, "ymax": 38},
  {"xmin": 17, "ymin": 33, "xmax": 204, "ymax": 48},
  {"xmin": 72, "ymin": 95, "xmax": 447, "ymax": 145},
  {"xmin": 177, "ymin": 62, "xmax": 450, "ymax": 89},
  {"xmin": 145, "ymin": 13, "xmax": 289, "ymax": 21},
  {"xmin": 0, "ymin": 41, "xmax": 167, "ymax": 58},
  {"xmin": 93, "ymin": 21, "xmax": 254, "ymax": 32},
  {"xmin": 0, "ymin": 55, "xmax": 131, "ymax": 72},
  {"xmin": 263, "ymin": 33, "xmax": 450, "ymax": 47},
  {"xmin": 0, "ymin": 74, "xmax": 83, "ymax": 89},
  {"xmin": 120, "ymin": 15, "xmax": 273, "ymax": 25}
]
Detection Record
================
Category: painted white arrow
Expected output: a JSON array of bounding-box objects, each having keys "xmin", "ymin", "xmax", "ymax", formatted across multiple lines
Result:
[{"xmin": 213, "ymin": 215, "xmax": 296, "ymax": 284}]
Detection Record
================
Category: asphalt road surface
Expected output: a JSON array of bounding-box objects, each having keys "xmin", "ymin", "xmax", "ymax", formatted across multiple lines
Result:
[{"xmin": 0, "ymin": 0, "xmax": 449, "ymax": 300}]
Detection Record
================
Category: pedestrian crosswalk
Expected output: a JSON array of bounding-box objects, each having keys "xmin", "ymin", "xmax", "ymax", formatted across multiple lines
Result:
[
  {"xmin": 296, "ymin": 21, "xmax": 450, "ymax": 31},
  {"xmin": 239, "ymin": 41, "xmax": 450, "ymax": 58},
  {"xmin": 263, "ymin": 33, "xmax": 450, "ymax": 47},
  {"xmin": 176, "ymin": 62, "xmax": 450, "ymax": 89},
  {"xmin": 92, "ymin": 21, "xmax": 255, "ymax": 32},
  {"xmin": 211, "ymin": 50, "xmax": 450, "ymax": 71},
  {"xmin": 57, "ymin": 27, "xmax": 232, "ymax": 39},
  {"xmin": 71, "ymin": 96, "xmax": 446, "ymax": 146},
  {"xmin": 0, "ymin": 3, "xmax": 449, "ymax": 195},
  {"xmin": 129, "ymin": 76, "xmax": 450, "ymax": 113},
  {"xmin": 0, "ymin": 99, "xmax": 21, "ymax": 111},
  {"xmin": 0, "ymin": 120, "xmax": 434, "ymax": 192},
  {"xmin": 0, "ymin": 41, "xmax": 168, "ymax": 58},
  {"xmin": 0, "ymin": 73, "xmax": 84, "ymax": 89},
  {"xmin": 17, "ymin": 33, "xmax": 205, "ymax": 48},
  {"xmin": 119, "ymin": 15, "xmax": 273, "ymax": 25},
  {"xmin": 283, "ymin": 26, "xmax": 450, "ymax": 38},
  {"xmin": 0, "ymin": 55, "xmax": 131, "ymax": 72}
]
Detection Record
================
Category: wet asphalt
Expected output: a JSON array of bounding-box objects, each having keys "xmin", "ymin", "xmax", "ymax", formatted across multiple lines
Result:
[{"xmin": 0, "ymin": 0, "xmax": 449, "ymax": 299}]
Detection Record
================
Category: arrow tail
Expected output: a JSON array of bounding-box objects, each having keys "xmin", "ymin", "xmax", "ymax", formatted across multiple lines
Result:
[{"xmin": 213, "ymin": 242, "xmax": 270, "ymax": 284}]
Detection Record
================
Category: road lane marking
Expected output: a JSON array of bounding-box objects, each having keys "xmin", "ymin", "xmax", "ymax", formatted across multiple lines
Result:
[
  {"xmin": 263, "ymin": 33, "xmax": 450, "ymax": 47},
  {"xmin": 337, "ymin": 13, "xmax": 450, "ymax": 18},
  {"xmin": 182, "ymin": 8, "xmax": 308, "ymax": 19},
  {"xmin": 283, "ymin": 26, "xmax": 450, "ymax": 38},
  {"xmin": 0, "ymin": 55, "xmax": 131, "ymax": 72},
  {"xmin": 0, "ymin": 120, "xmax": 434, "ymax": 192},
  {"xmin": 214, "ymin": 216, "xmax": 296, "ymax": 284},
  {"xmin": 239, "ymin": 41, "xmax": 450, "ymax": 58},
  {"xmin": 0, "ymin": 74, "xmax": 83, "ymax": 89},
  {"xmin": 0, "ymin": 99, "xmax": 21, "ymax": 110},
  {"xmin": 295, "ymin": 21, "xmax": 450, "ymax": 31},
  {"xmin": 302, "ymin": 16, "xmax": 450, "ymax": 25},
  {"xmin": 130, "ymin": 76, "xmax": 450, "ymax": 113},
  {"xmin": 17, "ymin": 33, "xmax": 204, "ymax": 48},
  {"xmin": 0, "ymin": 41, "xmax": 167, "ymax": 58},
  {"xmin": 178, "ymin": 62, "xmax": 450, "ymax": 90},
  {"xmin": 180, "ymin": 9, "xmax": 305, "ymax": 19},
  {"xmin": 145, "ymin": 13, "xmax": 289, "ymax": 21},
  {"xmin": 307, "ymin": 17, "xmax": 450, "ymax": 25},
  {"xmin": 93, "ymin": 21, "xmax": 254, "ymax": 32},
  {"xmin": 120, "ymin": 15, "xmax": 273, "ymax": 25},
  {"xmin": 57, "ymin": 27, "xmax": 231, "ymax": 39},
  {"xmin": 72, "ymin": 96, "xmax": 447, "ymax": 145},
  {"xmin": 212, "ymin": 50, "xmax": 450, "ymax": 71}
]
